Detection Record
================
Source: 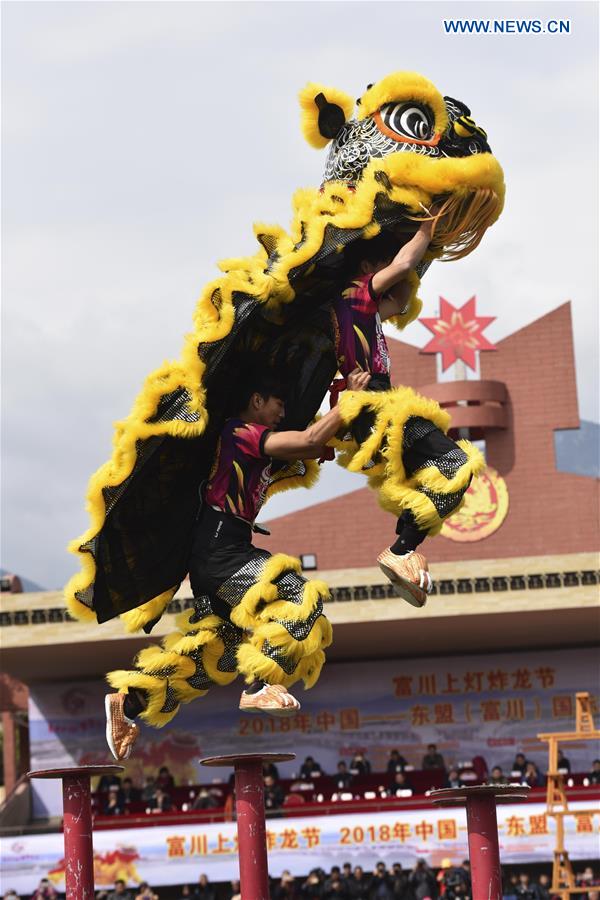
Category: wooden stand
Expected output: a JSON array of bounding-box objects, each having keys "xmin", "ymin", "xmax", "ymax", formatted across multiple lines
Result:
[{"xmin": 538, "ymin": 692, "xmax": 600, "ymax": 898}]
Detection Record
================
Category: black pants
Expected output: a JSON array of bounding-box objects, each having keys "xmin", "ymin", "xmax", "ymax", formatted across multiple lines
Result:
[{"xmin": 188, "ymin": 505, "xmax": 270, "ymax": 621}]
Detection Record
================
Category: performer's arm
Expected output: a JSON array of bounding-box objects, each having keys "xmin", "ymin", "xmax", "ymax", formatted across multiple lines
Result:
[
  {"xmin": 374, "ymin": 215, "xmax": 435, "ymax": 321},
  {"xmin": 264, "ymin": 369, "xmax": 370, "ymax": 460}
]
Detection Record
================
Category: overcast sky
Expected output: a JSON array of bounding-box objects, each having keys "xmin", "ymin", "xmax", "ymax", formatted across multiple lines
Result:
[{"xmin": 2, "ymin": 1, "xmax": 598, "ymax": 589}]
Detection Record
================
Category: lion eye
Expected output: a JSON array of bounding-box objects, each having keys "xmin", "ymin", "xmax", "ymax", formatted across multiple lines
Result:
[{"xmin": 380, "ymin": 103, "xmax": 434, "ymax": 141}]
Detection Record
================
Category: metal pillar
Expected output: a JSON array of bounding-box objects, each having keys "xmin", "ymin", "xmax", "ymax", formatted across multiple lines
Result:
[
  {"xmin": 28, "ymin": 765, "xmax": 124, "ymax": 900},
  {"xmin": 202, "ymin": 752, "xmax": 295, "ymax": 900},
  {"xmin": 431, "ymin": 784, "xmax": 529, "ymax": 900}
]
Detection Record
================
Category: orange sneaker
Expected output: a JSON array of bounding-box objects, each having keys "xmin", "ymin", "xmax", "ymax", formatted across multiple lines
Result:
[
  {"xmin": 105, "ymin": 693, "xmax": 140, "ymax": 761},
  {"xmin": 377, "ymin": 548, "xmax": 432, "ymax": 608},
  {"xmin": 239, "ymin": 683, "xmax": 301, "ymax": 717}
]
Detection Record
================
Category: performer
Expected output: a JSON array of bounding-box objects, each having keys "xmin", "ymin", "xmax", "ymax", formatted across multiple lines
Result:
[
  {"xmin": 105, "ymin": 367, "xmax": 369, "ymax": 761},
  {"xmin": 329, "ymin": 214, "xmax": 483, "ymax": 607}
]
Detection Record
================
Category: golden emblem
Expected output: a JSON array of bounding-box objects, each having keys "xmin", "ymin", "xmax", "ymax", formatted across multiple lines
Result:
[{"xmin": 441, "ymin": 466, "xmax": 508, "ymax": 542}]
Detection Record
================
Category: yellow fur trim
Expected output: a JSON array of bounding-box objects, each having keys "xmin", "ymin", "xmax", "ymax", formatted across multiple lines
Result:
[
  {"xmin": 65, "ymin": 589, "xmax": 98, "ymax": 624},
  {"xmin": 229, "ymin": 553, "xmax": 331, "ymax": 631},
  {"xmin": 106, "ymin": 612, "xmax": 240, "ymax": 727},
  {"xmin": 106, "ymin": 670, "xmax": 181, "ymax": 729},
  {"xmin": 119, "ymin": 589, "xmax": 176, "ymax": 634},
  {"xmin": 378, "ymin": 440, "xmax": 484, "ymax": 533},
  {"xmin": 385, "ymin": 270, "xmax": 423, "ymax": 330},
  {"xmin": 265, "ymin": 457, "xmax": 320, "ymax": 502},
  {"xmin": 230, "ymin": 582, "xmax": 279, "ymax": 629},
  {"xmin": 262, "ymin": 553, "xmax": 302, "ymax": 579},
  {"xmin": 153, "ymin": 615, "xmax": 238, "ymax": 687},
  {"xmin": 173, "ymin": 610, "xmax": 223, "ymax": 635},
  {"xmin": 299, "ymin": 82, "xmax": 355, "ymax": 148},
  {"xmin": 134, "ymin": 645, "xmax": 195, "ymax": 679},
  {"xmin": 377, "ymin": 480, "xmax": 445, "ymax": 533},
  {"xmin": 411, "ymin": 440, "xmax": 485, "ymax": 493},
  {"xmin": 236, "ymin": 642, "xmax": 326, "ymax": 690},
  {"xmin": 382, "ymin": 152, "xmax": 505, "ymax": 212},
  {"xmin": 336, "ymin": 387, "xmax": 451, "ymax": 479},
  {"xmin": 201, "ymin": 635, "xmax": 239, "ymax": 687},
  {"xmin": 164, "ymin": 629, "xmax": 218, "ymax": 656},
  {"xmin": 255, "ymin": 578, "xmax": 329, "ymax": 624},
  {"xmin": 254, "ymin": 614, "xmax": 333, "ymax": 658},
  {"xmin": 335, "ymin": 389, "xmax": 484, "ymax": 533},
  {"xmin": 358, "ymin": 72, "xmax": 449, "ymax": 136}
]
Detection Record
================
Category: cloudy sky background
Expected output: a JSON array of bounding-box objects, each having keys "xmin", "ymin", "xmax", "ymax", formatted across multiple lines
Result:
[{"xmin": 2, "ymin": 1, "xmax": 598, "ymax": 589}]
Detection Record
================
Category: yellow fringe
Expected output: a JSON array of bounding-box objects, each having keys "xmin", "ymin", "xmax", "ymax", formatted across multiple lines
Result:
[
  {"xmin": 335, "ymin": 386, "xmax": 451, "ymax": 477},
  {"xmin": 133, "ymin": 645, "xmax": 191, "ymax": 676},
  {"xmin": 226, "ymin": 553, "xmax": 332, "ymax": 690},
  {"xmin": 357, "ymin": 72, "xmax": 449, "ymax": 135},
  {"xmin": 172, "ymin": 610, "xmax": 223, "ymax": 635},
  {"xmin": 65, "ymin": 589, "xmax": 97, "ymax": 623},
  {"xmin": 119, "ymin": 588, "xmax": 176, "ymax": 634},
  {"xmin": 228, "ymin": 552, "xmax": 330, "ymax": 630},
  {"xmin": 378, "ymin": 439, "xmax": 484, "ymax": 533},
  {"xmin": 236, "ymin": 642, "xmax": 326, "ymax": 690},
  {"xmin": 377, "ymin": 482, "xmax": 445, "ymax": 534},
  {"xmin": 254, "ymin": 615, "xmax": 333, "ymax": 659},
  {"xmin": 201, "ymin": 636, "xmax": 239, "ymax": 688},
  {"xmin": 254, "ymin": 578, "xmax": 330, "ymax": 624},
  {"xmin": 106, "ymin": 670, "xmax": 183, "ymax": 729},
  {"xmin": 385, "ymin": 270, "xmax": 423, "ymax": 330},
  {"xmin": 264, "ymin": 457, "xmax": 320, "ymax": 502},
  {"xmin": 106, "ymin": 610, "xmax": 239, "ymax": 727},
  {"xmin": 411, "ymin": 440, "xmax": 485, "ymax": 493},
  {"xmin": 334, "ymin": 389, "xmax": 484, "ymax": 533}
]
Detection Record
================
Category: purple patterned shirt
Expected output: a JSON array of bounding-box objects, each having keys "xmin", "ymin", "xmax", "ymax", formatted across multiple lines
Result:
[
  {"xmin": 332, "ymin": 274, "xmax": 391, "ymax": 378},
  {"xmin": 204, "ymin": 419, "xmax": 272, "ymax": 523}
]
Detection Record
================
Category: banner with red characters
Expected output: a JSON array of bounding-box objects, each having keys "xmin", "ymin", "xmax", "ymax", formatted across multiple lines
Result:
[{"xmin": 1, "ymin": 800, "xmax": 599, "ymax": 894}]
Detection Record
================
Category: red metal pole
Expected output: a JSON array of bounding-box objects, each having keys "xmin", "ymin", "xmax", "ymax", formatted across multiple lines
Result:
[
  {"xmin": 61, "ymin": 772, "xmax": 95, "ymax": 899},
  {"xmin": 28, "ymin": 765, "xmax": 123, "ymax": 900},
  {"xmin": 430, "ymin": 785, "xmax": 529, "ymax": 900},
  {"xmin": 465, "ymin": 791, "xmax": 503, "ymax": 900},
  {"xmin": 234, "ymin": 757, "xmax": 270, "ymax": 900},
  {"xmin": 201, "ymin": 752, "xmax": 295, "ymax": 900}
]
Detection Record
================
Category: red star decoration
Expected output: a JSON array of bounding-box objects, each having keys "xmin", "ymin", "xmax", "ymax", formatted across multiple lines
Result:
[{"xmin": 420, "ymin": 296, "xmax": 496, "ymax": 372}]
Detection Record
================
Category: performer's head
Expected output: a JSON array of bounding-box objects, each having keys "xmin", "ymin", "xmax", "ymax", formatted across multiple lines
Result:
[
  {"xmin": 343, "ymin": 229, "xmax": 407, "ymax": 278},
  {"xmin": 233, "ymin": 367, "xmax": 288, "ymax": 429}
]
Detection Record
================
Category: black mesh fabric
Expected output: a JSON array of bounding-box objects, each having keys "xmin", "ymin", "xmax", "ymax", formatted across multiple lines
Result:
[{"xmin": 92, "ymin": 435, "xmax": 209, "ymax": 623}]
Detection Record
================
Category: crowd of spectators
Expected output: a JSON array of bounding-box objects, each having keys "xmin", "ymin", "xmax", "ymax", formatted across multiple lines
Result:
[
  {"xmin": 5, "ymin": 864, "xmax": 599, "ymax": 900},
  {"xmin": 97, "ymin": 767, "xmax": 178, "ymax": 816},
  {"xmin": 91, "ymin": 752, "xmax": 600, "ymax": 819}
]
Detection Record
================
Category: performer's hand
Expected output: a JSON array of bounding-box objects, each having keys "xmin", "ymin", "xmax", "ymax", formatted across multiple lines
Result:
[{"xmin": 346, "ymin": 368, "xmax": 370, "ymax": 392}]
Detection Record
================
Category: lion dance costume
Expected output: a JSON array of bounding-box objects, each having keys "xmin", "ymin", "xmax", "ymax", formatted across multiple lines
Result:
[{"xmin": 66, "ymin": 72, "xmax": 504, "ymax": 728}]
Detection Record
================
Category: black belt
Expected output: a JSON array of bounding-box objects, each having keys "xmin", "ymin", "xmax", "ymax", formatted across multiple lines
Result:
[
  {"xmin": 198, "ymin": 504, "xmax": 271, "ymax": 538},
  {"xmin": 198, "ymin": 505, "xmax": 253, "ymax": 543}
]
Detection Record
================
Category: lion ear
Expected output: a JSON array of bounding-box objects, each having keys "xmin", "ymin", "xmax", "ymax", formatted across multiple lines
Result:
[{"xmin": 298, "ymin": 83, "xmax": 354, "ymax": 148}]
